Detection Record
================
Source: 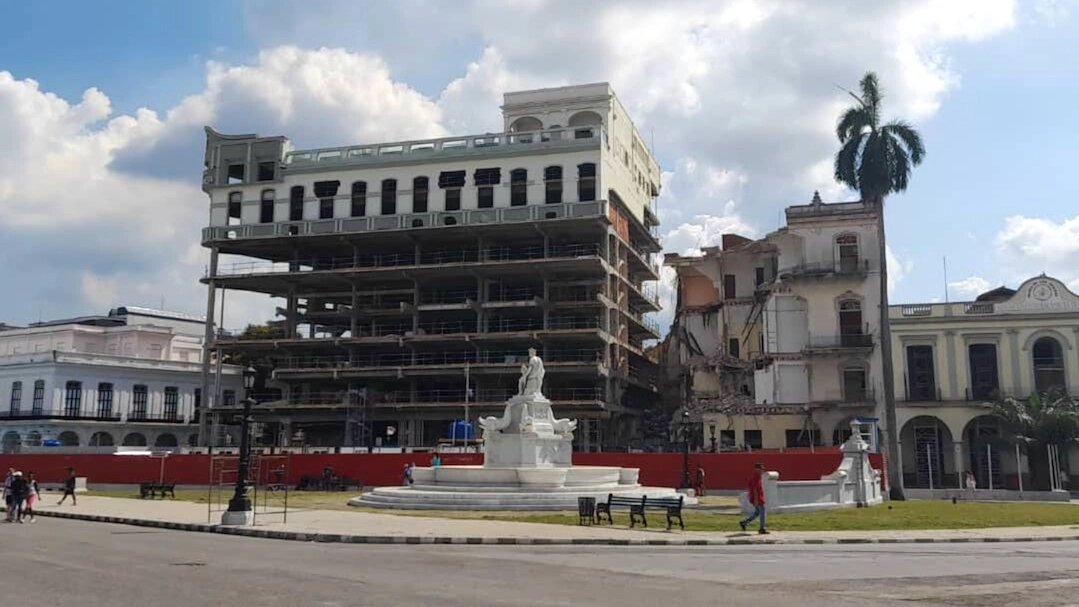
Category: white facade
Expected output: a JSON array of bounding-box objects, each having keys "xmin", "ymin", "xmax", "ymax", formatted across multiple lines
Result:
[
  {"xmin": 0, "ymin": 309, "xmax": 242, "ymax": 452},
  {"xmin": 890, "ymin": 275, "xmax": 1079, "ymax": 489}
]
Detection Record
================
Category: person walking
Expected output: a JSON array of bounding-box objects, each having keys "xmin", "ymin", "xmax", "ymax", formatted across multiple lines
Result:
[
  {"xmin": 3, "ymin": 467, "xmax": 14, "ymax": 522},
  {"xmin": 695, "ymin": 465, "xmax": 706, "ymax": 497},
  {"xmin": 22, "ymin": 472, "xmax": 39, "ymax": 523},
  {"xmin": 965, "ymin": 470, "xmax": 977, "ymax": 500},
  {"xmin": 8, "ymin": 472, "xmax": 28, "ymax": 523},
  {"xmin": 739, "ymin": 463, "xmax": 769, "ymax": 535},
  {"xmin": 58, "ymin": 467, "xmax": 77, "ymax": 506},
  {"xmin": 402, "ymin": 463, "xmax": 414, "ymax": 487},
  {"xmin": 431, "ymin": 454, "xmax": 442, "ymax": 468}
]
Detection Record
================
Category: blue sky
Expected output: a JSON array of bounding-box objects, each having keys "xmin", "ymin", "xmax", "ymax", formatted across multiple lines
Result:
[{"xmin": 1, "ymin": 0, "xmax": 1077, "ymax": 329}]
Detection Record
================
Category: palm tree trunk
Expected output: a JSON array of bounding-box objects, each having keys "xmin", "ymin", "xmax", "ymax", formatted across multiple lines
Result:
[{"xmin": 876, "ymin": 197, "xmax": 905, "ymax": 500}]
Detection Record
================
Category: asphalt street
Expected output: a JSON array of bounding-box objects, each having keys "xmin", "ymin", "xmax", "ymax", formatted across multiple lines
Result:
[{"xmin": 3, "ymin": 518, "xmax": 1079, "ymax": 606}]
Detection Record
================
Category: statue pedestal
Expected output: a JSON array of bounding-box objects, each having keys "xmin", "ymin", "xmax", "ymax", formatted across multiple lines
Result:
[
  {"xmin": 484, "ymin": 432, "xmax": 572, "ymax": 468},
  {"xmin": 482, "ymin": 395, "xmax": 571, "ymax": 468}
]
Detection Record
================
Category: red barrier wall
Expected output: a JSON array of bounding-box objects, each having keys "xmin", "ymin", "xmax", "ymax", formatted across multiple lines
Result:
[{"xmin": 0, "ymin": 451, "xmax": 883, "ymax": 490}]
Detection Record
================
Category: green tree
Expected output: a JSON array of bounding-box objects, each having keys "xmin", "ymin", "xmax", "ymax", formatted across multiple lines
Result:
[
  {"xmin": 993, "ymin": 392, "xmax": 1079, "ymax": 489},
  {"xmin": 834, "ymin": 72, "xmax": 926, "ymax": 500}
]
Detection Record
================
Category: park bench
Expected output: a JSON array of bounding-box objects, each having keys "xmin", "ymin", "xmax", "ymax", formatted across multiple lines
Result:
[
  {"xmin": 139, "ymin": 482, "xmax": 176, "ymax": 499},
  {"xmin": 596, "ymin": 494, "xmax": 685, "ymax": 530}
]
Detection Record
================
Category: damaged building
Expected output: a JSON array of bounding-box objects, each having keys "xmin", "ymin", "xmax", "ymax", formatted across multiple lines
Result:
[{"xmin": 665, "ymin": 194, "xmax": 883, "ymax": 451}]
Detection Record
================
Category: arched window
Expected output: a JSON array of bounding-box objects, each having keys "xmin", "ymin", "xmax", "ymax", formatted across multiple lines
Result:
[
  {"xmin": 163, "ymin": 387, "xmax": 179, "ymax": 421},
  {"xmin": 835, "ymin": 234, "xmax": 860, "ymax": 272},
  {"xmin": 1032, "ymin": 336, "xmax": 1066, "ymax": 394},
  {"xmin": 314, "ymin": 180, "xmax": 339, "ymax": 220},
  {"xmin": 510, "ymin": 169, "xmax": 528, "ymax": 206},
  {"xmin": 289, "ymin": 186, "xmax": 305, "ymax": 221},
  {"xmin": 132, "ymin": 385, "xmax": 148, "ymax": 420},
  {"xmin": 968, "ymin": 343, "xmax": 999, "ymax": 400},
  {"xmin": 838, "ymin": 299, "xmax": 863, "ymax": 343},
  {"xmin": 97, "ymin": 382, "xmax": 113, "ymax": 418},
  {"xmin": 577, "ymin": 163, "xmax": 596, "ymax": 201},
  {"xmin": 509, "ymin": 116, "xmax": 543, "ymax": 133},
  {"xmin": 89, "ymin": 431, "xmax": 115, "ymax": 447},
  {"xmin": 8, "ymin": 381, "xmax": 21, "ymax": 414},
  {"xmin": 31, "ymin": 380, "xmax": 44, "ymax": 414},
  {"xmin": 259, "ymin": 189, "xmax": 275, "ymax": 223},
  {"xmin": 227, "ymin": 191, "xmax": 242, "ymax": 225},
  {"xmin": 381, "ymin": 179, "xmax": 397, "ymax": 215},
  {"xmin": 474, "ymin": 168, "xmax": 500, "ymax": 209},
  {"xmin": 122, "ymin": 433, "xmax": 147, "ymax": 447},
  {"xmin": 351, "ymin": 181, "xmax": 367, "ymax": 217},
  {"xmin": 64, "ymin": 381, "xmax": 82, "ymax": 417},
  {"xmin": 413, "ymin": 176, "xmax": 429, "ymax": 213},
  {"xmin": 544, "ymin": 166, "xmax": 563, "ymax": 204}
]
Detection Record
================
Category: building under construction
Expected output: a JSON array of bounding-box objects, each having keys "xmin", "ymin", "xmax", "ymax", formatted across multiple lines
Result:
[{"xmin": 198, "ymin": 83, "xmax": 662, "ymax": 450}]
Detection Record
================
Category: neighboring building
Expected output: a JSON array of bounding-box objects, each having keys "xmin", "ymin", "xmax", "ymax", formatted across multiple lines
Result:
[
  {"xmin": 0, "ymin": 307, "xmax": 243, "ymax": 452},
  {"xmin": 199, "ymin": 83, "xmax": 662, "ymax": 450},
  {"xmin": 890, "ymin": 275, "xmax": 1079, "ymax": 489},
  {"xmin": 666, "ymin": 194, "xmax": 883, "ymax": 452}
]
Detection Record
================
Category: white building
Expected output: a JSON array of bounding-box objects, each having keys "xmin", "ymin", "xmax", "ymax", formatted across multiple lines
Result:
[
  {"xmin": 891, "ymin": 275, "xmax": 1079, "ymax": 489},
  {"xmin": 0, "ymin": 307, "xmax": 243, "ymax": 452},
  {"xmin": 198, "ymin": 83, "xmax": 662, "ymax": 449},
  {"xmin": 667, "ymin": 194, "xmax": 883, "ymax": 451}
]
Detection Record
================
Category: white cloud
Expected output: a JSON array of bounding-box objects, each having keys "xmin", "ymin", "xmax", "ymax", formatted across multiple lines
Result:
[
  {"xmin": 0, "ymin": 1, "xmax": 1023, "ymax": 327},
  {"xmin": 885, "ymin": 245, "xmax": 914, "ymax": 295},
  {"xmin": 948, "ymin": 275, "xmax": 992, "ymax": 299},
  {"xmin": 995, "ymin": 214, "xmax": 1079, "ymax": 290},
  {"xmin": 0, "ymin": 48, "xmax": 451, "ymax": 327}
]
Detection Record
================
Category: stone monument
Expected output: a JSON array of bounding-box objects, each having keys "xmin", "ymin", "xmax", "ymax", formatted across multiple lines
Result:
[
  {"xmin": 351, "ymin": 350, "xmax": 691, "ymax": 510},
  {"xmin": 479, "ymin": 348, "xmax": 577, "ymax": 467}
]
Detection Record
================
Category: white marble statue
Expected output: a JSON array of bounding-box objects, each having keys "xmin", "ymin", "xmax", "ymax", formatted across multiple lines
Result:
[{"xmin": 520, "ymin": 347, "xmax": 545, "ymax": 397}]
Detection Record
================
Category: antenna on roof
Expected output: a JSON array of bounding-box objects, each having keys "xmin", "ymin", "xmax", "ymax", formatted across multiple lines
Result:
[{"xmin": 943, "ymin": 256, "xmax": 949, "ymax": 303}]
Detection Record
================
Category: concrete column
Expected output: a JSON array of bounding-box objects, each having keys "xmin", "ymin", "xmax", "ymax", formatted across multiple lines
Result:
[
  {"xmin": 944, "ymin": 330, "xmax": 959, "ymax": 400},
  {"xmin": 953, "ymin": 441, "xmax": 965, "ymax": 488},
  {"xmin": 286, "ymin": 286, "xmax": 298, "ymax": 339},
  {"xmin": 1008, "ymin": 329, "xmax": 1022, "ymax": 396},
  {"xmin": 350, "ymin": 284, "xmax": 358, "ymax": 338},
  {"xmin": 197, "ymin": 247, "xmax": 219, "ymax": 446}
]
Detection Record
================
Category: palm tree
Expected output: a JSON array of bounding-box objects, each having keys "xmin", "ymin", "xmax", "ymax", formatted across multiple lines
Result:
[
  {"xmin": 834, "ymin": 72, "xmax": 925, "ymax": 500},
  {"xmin": 993, "ymin": 392, "xmax": 1079, "ymax": 490}
]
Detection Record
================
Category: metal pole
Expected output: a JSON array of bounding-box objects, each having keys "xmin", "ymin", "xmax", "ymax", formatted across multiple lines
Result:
[
  {"xmin": 987, "ymin": 443, "xmax": 993, "ymax": 491},
  {"xmin": 226, "ymin": 398, "xmax": 254, "ymax": 515},
  {"xmin": 1015, "ymin": 444, "xmax": 1023, "ymax": 492},
  {"xmin": 464, "ymin": 362, "xmax": 470, "ymax": 451},
  {"xmin": 1048, "ymin": 444, "xmax": 1057, "ymax": 491},
  {"xmin": 926, "ymin": 443, "xmax": 934, "ymax": 491}
]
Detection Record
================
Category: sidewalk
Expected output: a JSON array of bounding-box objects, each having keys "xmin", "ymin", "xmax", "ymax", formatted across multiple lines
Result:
[{"xmin": 34, "ymin": 497, "xmax": 1079, "ymax": 546}]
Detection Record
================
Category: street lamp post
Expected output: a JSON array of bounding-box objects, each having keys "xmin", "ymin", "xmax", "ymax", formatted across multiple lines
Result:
[
  {"xmin": 679, "ymin": 410, "xmax": 692, "ymax": 490},
  {"xmin": 222, "ymin": 367, "xmax": 256, "ymax": 526}
]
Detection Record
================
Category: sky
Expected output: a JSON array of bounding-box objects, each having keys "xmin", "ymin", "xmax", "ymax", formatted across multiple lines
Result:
[{"xmin": 1, "ymin": 0, "xmax": 1077, "ymax": 332}]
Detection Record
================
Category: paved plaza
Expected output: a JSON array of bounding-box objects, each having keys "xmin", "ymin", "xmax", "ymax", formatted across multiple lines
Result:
[
  {"xmin": 3, "ymin": 517, "xmax": 1079, "ymax": 606},
  {"xmin": 29, "ymin": 497, "xmax": 1079, "ymax": 545}
]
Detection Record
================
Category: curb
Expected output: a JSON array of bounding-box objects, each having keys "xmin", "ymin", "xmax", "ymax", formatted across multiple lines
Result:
[{"xmin": 35, "ymin": 511, "xmax": 1079, "ymax": 547}]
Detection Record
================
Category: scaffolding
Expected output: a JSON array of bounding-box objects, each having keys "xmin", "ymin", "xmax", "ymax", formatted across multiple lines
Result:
[{"xmin": 207, "ymin": 451, "xmax": 292, "ymax": 525}]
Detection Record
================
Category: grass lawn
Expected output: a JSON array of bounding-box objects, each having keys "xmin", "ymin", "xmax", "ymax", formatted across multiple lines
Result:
[
  {"xmin": 86, "ymin": 489, "xmax": 1079, "ymax": 532},
  {"xmin": 464, "ymin": 501, "xmax": 1079, "ymax": 532}
]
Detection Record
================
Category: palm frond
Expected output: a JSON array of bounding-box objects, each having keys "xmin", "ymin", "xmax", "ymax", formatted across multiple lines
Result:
[
  {"xmin": 856, "ymin": 131, "xmax": 891, "ymax": 201},
  {"xmin": 883, "ymin": 120, "xmax": 925, "ymax": 165},
  {"xmin": 834, "ymin": 136, "xmax": 862, "ymax": 190},
  {"xmin": 836, "ymin": 106, "xmax": 872, "ymax": 143},
  {"xmin": 887, "ymin": 136, "xmax": 911, "ymax": 193},
  {"xmin": 859, "ymin": 72, "xmax": 882, "ymax": 124}
]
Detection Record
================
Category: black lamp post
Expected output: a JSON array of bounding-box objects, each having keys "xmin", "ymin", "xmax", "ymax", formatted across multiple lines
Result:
[
  {"xmin": 223, "ymin": 367, "xmax": 256, "ymax": 525},
  {"xmin": 679, "ymin": 410, "xmax": 692, "ymax": 490}
]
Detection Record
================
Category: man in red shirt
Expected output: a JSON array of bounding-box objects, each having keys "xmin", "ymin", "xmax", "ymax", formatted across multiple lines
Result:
[{"xmin": 739, "ymin": 463, "xmax": 769, "ymax": 534}]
